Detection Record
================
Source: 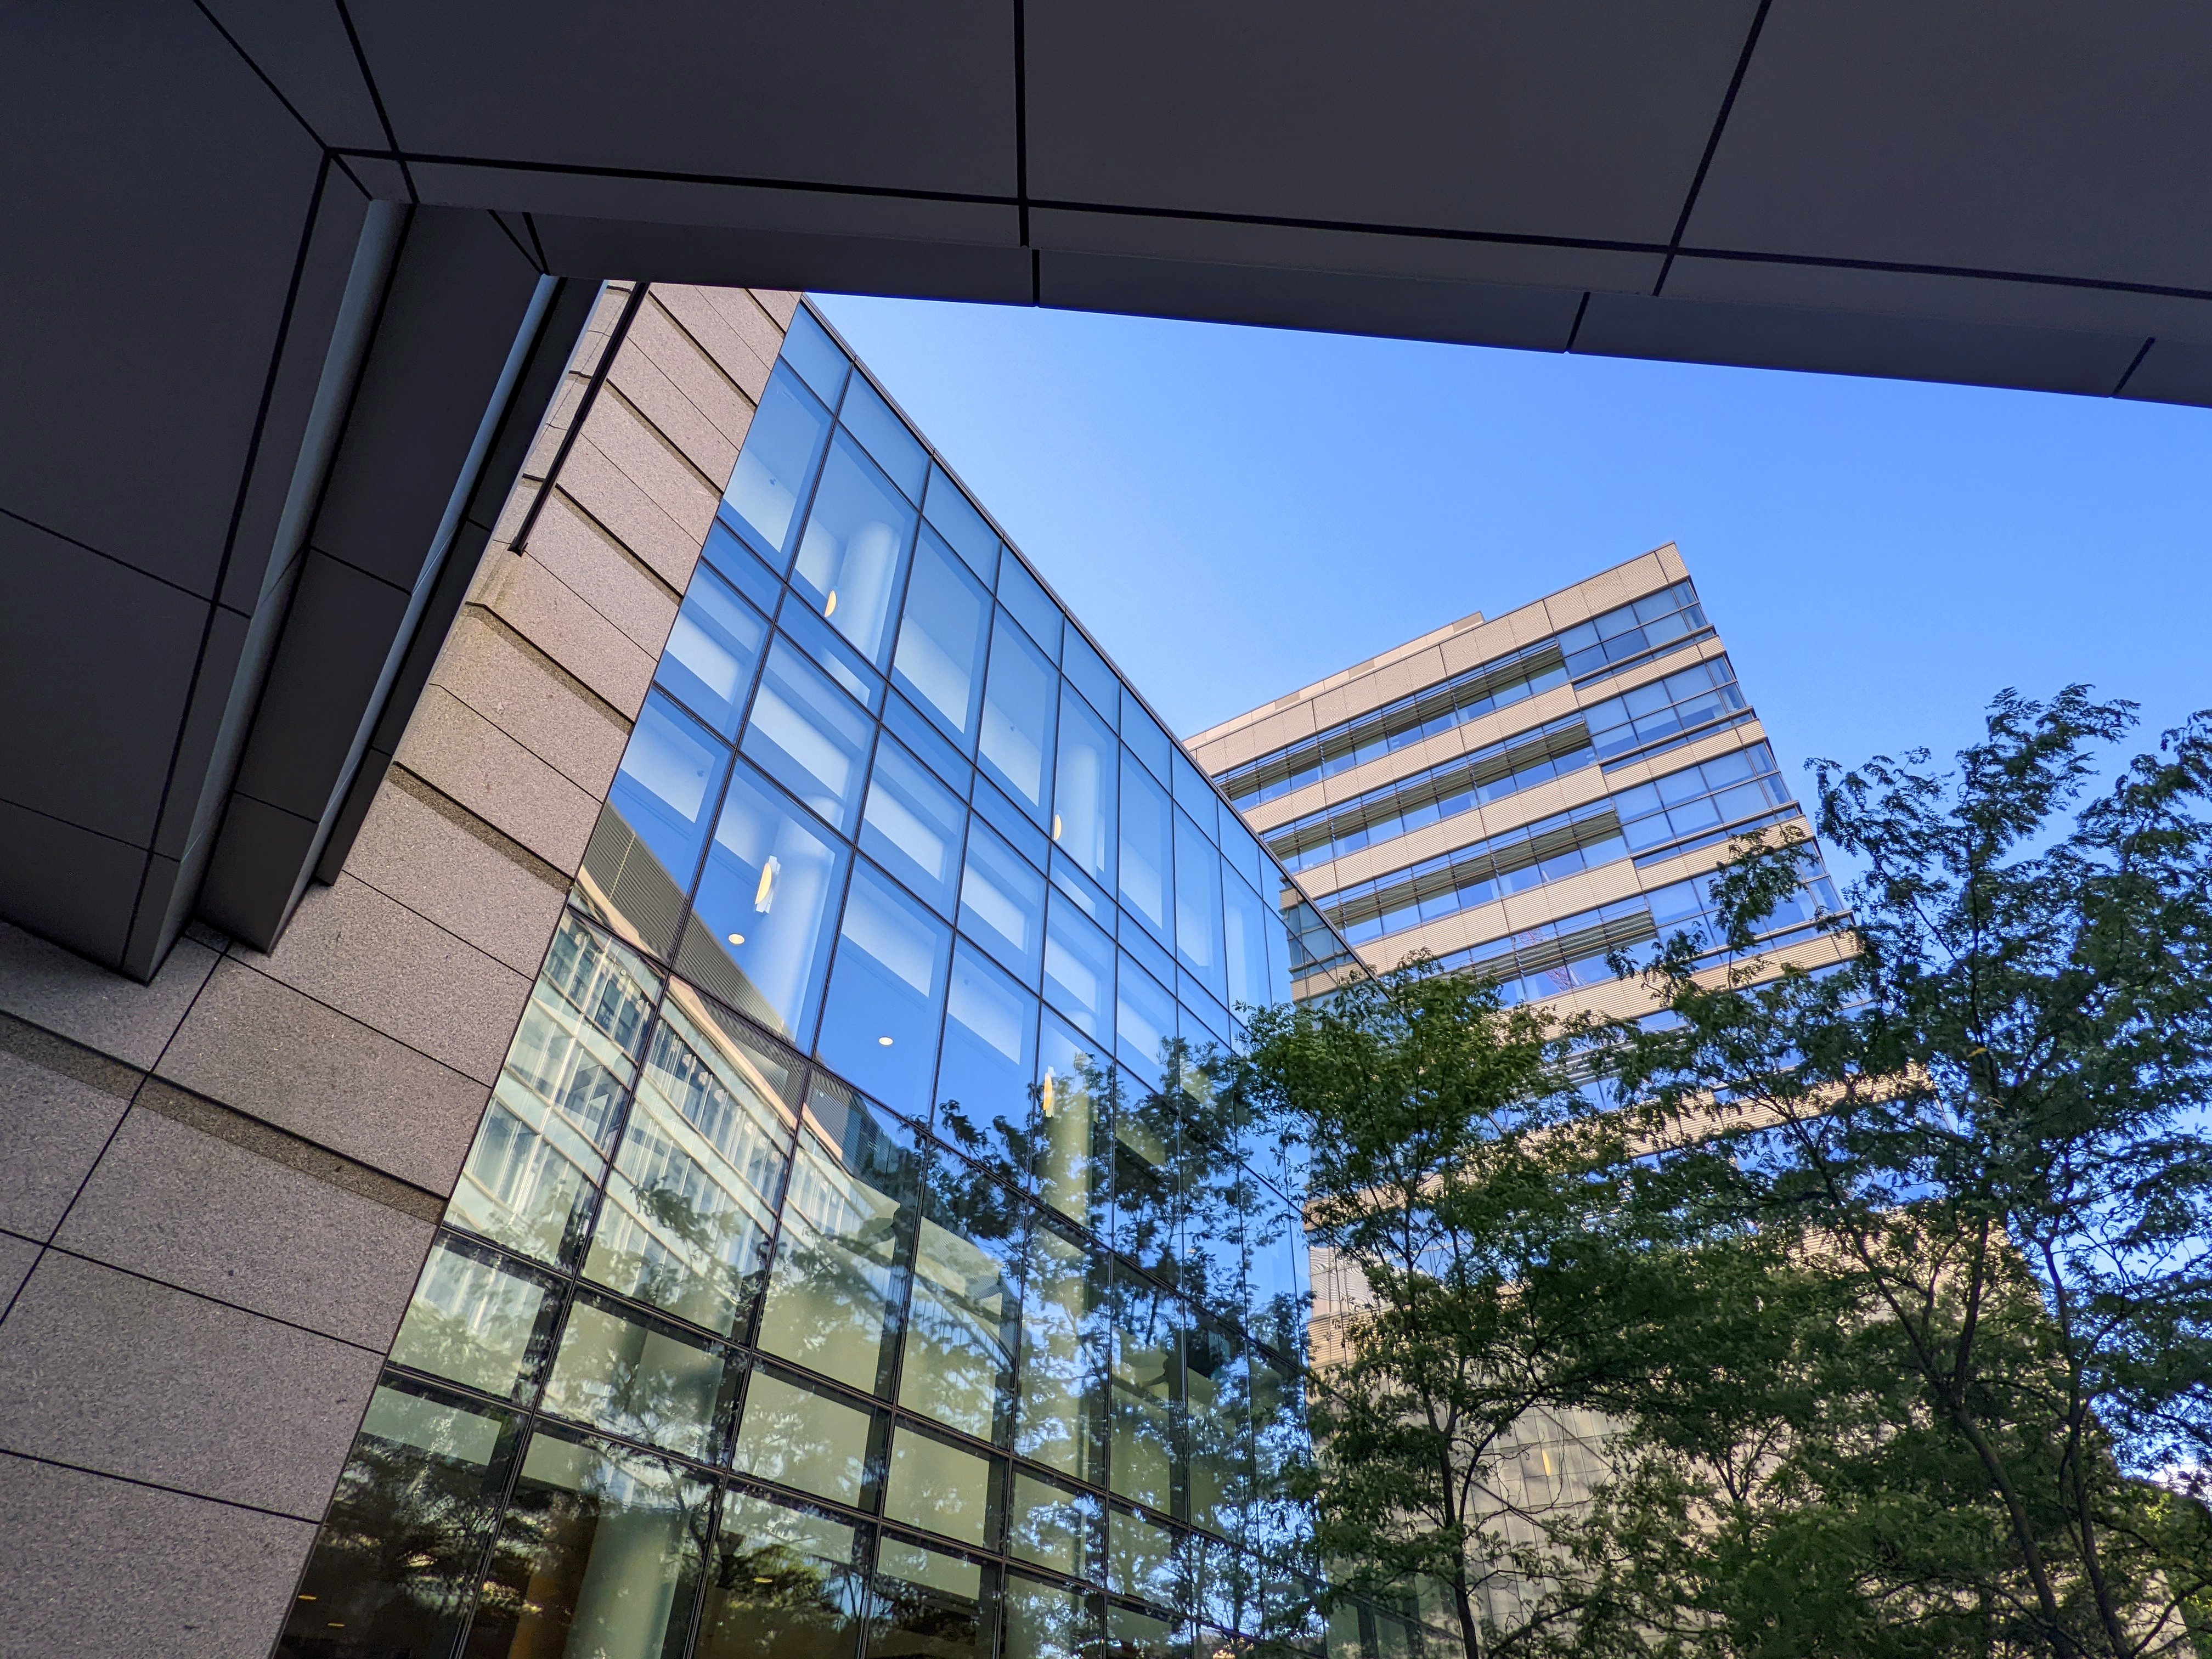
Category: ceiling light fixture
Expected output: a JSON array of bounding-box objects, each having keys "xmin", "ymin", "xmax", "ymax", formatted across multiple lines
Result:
[{"xmin": 754, "ymin": 855, "xmax": 781, "ymax": 913}]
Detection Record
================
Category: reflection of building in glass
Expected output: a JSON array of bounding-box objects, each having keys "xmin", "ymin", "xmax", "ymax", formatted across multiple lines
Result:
[
  {"xmin": 279, "ymin": 306, "xmax": 1350, "ymax": 1659},
  {"xmin": 1195, "ymin": 554, "xmax": 1850, "ymax": 1634}
]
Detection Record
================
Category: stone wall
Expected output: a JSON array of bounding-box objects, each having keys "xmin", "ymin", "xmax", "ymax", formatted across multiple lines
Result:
[{"xmin": 0, "ymin": 281, "xmax": 798, "ymax": 1658}]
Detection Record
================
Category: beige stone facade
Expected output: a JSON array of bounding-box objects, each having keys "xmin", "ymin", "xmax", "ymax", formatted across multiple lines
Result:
[
  {"xmin": 1189, "ymin": 545, "xmax": 1849, "ymax": 1026},
  {"xmin": 0, "ymin": 283, "xmax": 797, "ymax": 1656}
]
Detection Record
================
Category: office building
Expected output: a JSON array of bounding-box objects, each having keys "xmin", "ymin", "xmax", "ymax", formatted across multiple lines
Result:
[
  {"xmin": 196, "ymin": 296, "xmax": 1365, "ymax": 1659},
  {"xmin": 1191, "ymin": 551, "xmax": 1850, "ymax": 1632},
  {"xmin": 1189, "ymin": 550, "xmax": 1847, "ymax": 1021}
]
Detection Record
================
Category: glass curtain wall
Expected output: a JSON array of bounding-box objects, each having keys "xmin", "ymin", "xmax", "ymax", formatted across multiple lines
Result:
[{"xmin": 280, "ymin": 304, "xmax": 1364, "ymax": 1659}]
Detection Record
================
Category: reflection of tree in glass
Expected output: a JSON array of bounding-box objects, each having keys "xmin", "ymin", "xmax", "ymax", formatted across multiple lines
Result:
[
  {"xmin": 540, "ymin": 1300, "xmax": 728, "ymax": 1462},
  {"xmin": 695, "ymin": 1497, "xmax": 867, "ymax": 1659},
  {"xmin": 903, "ymin": 1147, "xmax": 1024, "ymax": 1441},
  {"xmin": 1109, "ymin": 1272, "xmax": 1181, "ymax": 1516},
  {"xmin": 466, "ymin": 1433, "xmax": 710, "ymax": 1658},
  {"xmin": 276, "ymin": 1387, "xmax": 512, "ymax": 1659},
  {"xmin": 387, "ymin": 1239, "xmax": 552, "ymax": 1400},
  {"xmin": 756, "ymin": 1103, "xmax": 919, "ymax": 1395},
  {"xmin": 1014, "ymin": 1216, "xmax": 1105, "ymax": 1483},
  {"xmin": 870, "ymin": 1566, "xmax": 990, "ymax": 1659}
]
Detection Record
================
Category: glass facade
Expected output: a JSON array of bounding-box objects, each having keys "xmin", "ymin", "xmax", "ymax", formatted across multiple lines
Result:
[{"xmin": 280, "ymin": 306, "xmax": 1355, "ymax": 1659}]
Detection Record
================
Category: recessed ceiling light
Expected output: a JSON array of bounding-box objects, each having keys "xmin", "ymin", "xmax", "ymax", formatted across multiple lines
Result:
[
  {"xmin": 877, "ymin": 1035, "xmax": 895, "ymax": 1046},
  {"xmin": 727, "ymin": 933, "xmax": 745, "ymax": 945}
]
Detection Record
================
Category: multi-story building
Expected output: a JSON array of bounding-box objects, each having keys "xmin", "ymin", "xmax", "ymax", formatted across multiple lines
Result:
[
  {"xmin": 1189, "ymin": 552, "xmax": 1851, "ymax": 1634},
  {"xmin": 1188, "ymin": 550, "xmax": 1847, "ymax": 1021},
  {"xmin": 259, "ymin": 298, "xmax": 1368, "ymax": 1659}
]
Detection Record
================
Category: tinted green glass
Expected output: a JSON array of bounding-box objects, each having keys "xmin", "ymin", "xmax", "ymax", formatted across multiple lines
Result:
[
  {"xmin": 279, "ymin": 1383, "xmax": 516, "ymax": 1659},
  {"xmin": 755, "ymin": 1089, "xmax": 919, "ymax": 1394},
  {"xmin": 870, "ymin": 1541, "xmax": 994, "ymax": 1659},
  {"xmin": 883, "ymin": 1426, "xmax": 994, "ymax": 1549},
  {"xmin": 467, "ymin": 1430, "xmax": 709, "ymax": 1659},
  {"xmin": 540, "ymin": 1296, "xmax": 730, "ymax": 1460},
  {"xmin": 899, "ymin": 1148, "xmax": 1020, "ymax": 1441},
  {"xmin": 387, "ymin": 1235, "xmax": 555, "ymax": 1400},
  {"xmin": 696, "ymin": 1492, "xmax": 868, "ymax": 1659},
  {"xmin": 1015, "ymin": 1217, "xmax": 1102, "ymax": 1483},
  {"xmin": 732, "ymin": 1370, "xmax": 876, "ymax": 1507}
]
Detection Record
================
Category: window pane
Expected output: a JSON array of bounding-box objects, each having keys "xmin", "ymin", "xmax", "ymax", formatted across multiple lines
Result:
[
  {"xmin": 468, "ymin": 1430, "xmax": 708, "ymax": 1659},
  {"xmin": 840, "ymin": 375, "xmax": 928, "ymax": 501},
  {"xmin": 785, "ymin": 597, "xmax": 887, "ymax": 713},
  {"xmin": 702, "ymin": 515, "xmax": 785, "ymax": 614},
  {"xmin": 893, "ymin": 531, "xmax": 990, "ymax": 744},
  {"xmin": 1113, "ymin": 1070, "xmax": 1181, "ymax": 1282},
  {"xmin": 1221, "ymin": 873, "xmax": 1272, "ymax": 1015},
  {"xmin": 682, "ymin": 758, "xmax": 848, "ymax": 1046},
  {"xmin": 585, "ymin": 996, "xmax": 799, "ymax": 1334},
  {"xmin": 960, "ymin": 821, "xmax": 1047, "ymax": 988},
  {"xmin": 1043, "ymin": 893, "xmax": 1114, "ymax": 1043},
  {"xmin": 387, "ymin": 1235, "xmax": 555, "ymax": 1400},
  {"xmin": 449, "ymin": 918, "xmax": 659, "ymax": 1264},
  {"xmin": 871, "ymin": 1541, "xmax": 994, "ymax": 1659},
  {"xmin": 1004, "ymin": 1574, "xmax": 1097, "ymax": 1659},
  {"xmin": 862, "ymin": 737, "xmax": 967, "ymax": 917},
  {"xmin": 934, "ymin": 941, "xmax": 1040, "ymax": 1172},
  {"xmin": 1109, "ymin": 1274, "xmax": 1182, "ymax": 1514},
  {"xmin": 1184, "ymin": 1320, "xmax": 1248, "ymax": 1539},
  {"xmin": 1170, "ymin": 753, "xmax": 1217, "ymax": 839},
  {"xmin": 658, "ymin": 565, "xmax": 768, "ymax": 739},
  {"xmin": 922, "ymin": 466, "xmax": 998, "ymax": 585},
  {"xmin": 1034, "ymin": 1020, "xmax": 1110, "ymax": 1234},
  {"xmin": 1119, "ymin": 754, "xmax": 1173, "ymax": 943},
  {"xmin": 1062, "ymin": 630, "xmax": 1119, "ymax": 726},
  {"xmin": 1122, "ymin": 703, "xmax": 1172, "ymax": 784},
  {"xmin": 794, "ymin": 435, "xmax": 916, "ymax": 664},
  {"xmin": 606, "ymin": 692, "xmax": 730, "ymax": 933},
  {"xmin": 1116, "ymin": 957, "xmax": 1176, "ymax": 1089},
  {"xmin": 733, "ymin": 1370, "xmax": 877, "ymax": 1507},
  {"xmin": 1218, "ymin": 816, "xmax": 1265, "ymax": 895},
  {"xmin": 1015, "ymin": 1214, "xmax": 1103, "ymax": 1483},
  {"xmin": 281, "ymin": 1382, "xmax": 516, "ymax": 1659},
  {"xmin": 1246, "ymin": 1195, "xmax": 1305, "ymax": 1362},
  {"xmin": 1054, "ymin": 693, "xmax": 1117, "ymax": 891},
  {"xmin": 1109, "ymin": 1602, "xmax": 1188, "ymax": 1659},
  {"xmin": 997, "ymin": 555, "xmax": 1064, "ymax": 660},
  {"xmin": 696, "ymin": 1491, "xmax": 868, "ymax": 1659},
  {"xmin": 743, "ymin": 638, "xmax": 874, "ymax": 833},
  {"xmin": 817, "ymin": 862, "xmax": 953, "ymax": 1110},
  {"xmin": 540, "ymin": 1295, "xmax": 730, "ymax": 1461},
  {"xmin": 1008, "ymin": 1475, "xmax": 1099, "ymax": 1581},
  {"xmin": 900, "ymin": 1143, "xmax": 1022, "ymax": 1442},
  {"xmin": 979, "ymin": 618, "xmax": 1058, "ymax": 817},
  {"xmin": 1180, "ymin": 1132, "xmax": 1245, "ymax": 1328},
  {"xmin": 1109, "ymin": 1507, "xmax": 1182, "ymax": 1610},
  {"xmin": 725, "ymin": 368, "xmax": 832, "ymax": 558},
  {"xmin": 756, "ymin": 1087, "xmax": 920, "ymax": 1394},
  {"xmin": 1173, "ymin": 812, "xmax": 1226, "ymax": 1003},
  {"xmin": 781, "ymin": 309, "xmax": 851, "ymax": 406},
  {"xmin": 883, "ymin": 1426, "xmax": 995, "ymax": 1548}
]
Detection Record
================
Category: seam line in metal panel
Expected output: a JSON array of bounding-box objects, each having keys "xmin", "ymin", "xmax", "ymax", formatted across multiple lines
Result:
[{"xmin": 1656, "ymin": 0, "xmax": 1775, "ymax": 296}]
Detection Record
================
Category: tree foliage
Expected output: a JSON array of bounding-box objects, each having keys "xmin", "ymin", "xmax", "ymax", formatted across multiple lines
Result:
[{"xmin": 1245, "ymin": 689, "xmax": 2212, "ymax": 1659}]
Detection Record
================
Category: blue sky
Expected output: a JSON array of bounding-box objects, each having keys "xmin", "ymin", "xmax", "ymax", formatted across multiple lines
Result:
[{"xmin": 813, "ymin": 294, "xmax": 2212, "ymax": 817}]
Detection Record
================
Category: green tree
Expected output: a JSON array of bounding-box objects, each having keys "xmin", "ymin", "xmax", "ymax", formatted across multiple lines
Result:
[
  {"xmin": 1579, "ymin": 688, "xmax": 2212, "ymax": 1659},
  {"xmin": 1233, "ymin": 962, "xmax": 1634, "ymax": 1659}
]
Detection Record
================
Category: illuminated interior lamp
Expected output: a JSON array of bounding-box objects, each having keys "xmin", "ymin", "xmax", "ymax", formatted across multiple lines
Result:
[
  {"xmin": 1040, "ymin": 1069, "xmax": 1056, "ymax": 1119},
  {"xmin": 754, "ymin": 855, "xmax": 781, "ymax": 913},
  {"xmin": 877, "ymin": 1035, "xmax": 895, "ymax": 1047},
  {"xmin": 824, "ymin": 589, "xmax": 838, "ymax": 617},
  {"xmin": 726, "ymin": 933, "xmax": 745, "ymax": 946},
  {"xmin": 1051, "ymin": 814, "xmax": 1062, "ymax": 841}
]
